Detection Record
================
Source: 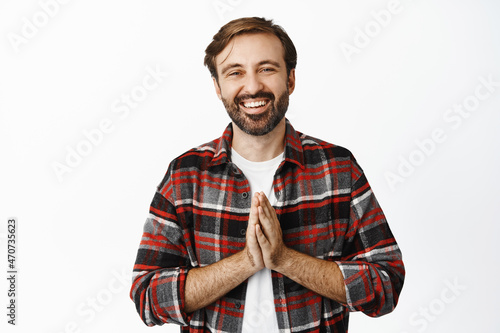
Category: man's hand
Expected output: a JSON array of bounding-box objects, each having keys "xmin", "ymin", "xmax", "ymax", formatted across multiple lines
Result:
[
  {"xmin": 254, "ymin": 192, "xmax": 289, "ymax": 271},
  {"xmin": 185, "ymin": 194, "xmax": 265, "ymax": 313},
  {"xmin": 244, "ymin": 194, "xmax": 265, "ymax": 271},
  {"xmin": 251, "ymin": 192, "xmax": 347, "ymax": 304},
  {"xmin": 185, "ymin": 191, "xmax": 346, "ymax": 313}
]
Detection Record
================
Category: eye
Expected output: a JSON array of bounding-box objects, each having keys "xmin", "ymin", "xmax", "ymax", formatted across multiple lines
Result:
[
  {"xmin": 261, "ymin": 67, "xmax": 275, "ymax": 73},
  {"xmin": 228, "ymin": 71, "xmax": 241, "ymax": 77}
]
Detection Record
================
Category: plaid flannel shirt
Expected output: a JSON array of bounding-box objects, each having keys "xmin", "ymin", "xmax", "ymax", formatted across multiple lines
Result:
[{"xmin": 130, "ymin": 119, "xmax": 405, "ymax": 332}]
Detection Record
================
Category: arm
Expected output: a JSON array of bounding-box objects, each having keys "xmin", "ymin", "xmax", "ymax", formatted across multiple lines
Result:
[
  {"xmin": 184, "ymin": 194, "xmax": 264, "ymax": 312},
  {"xmin": 131, "ymin": 189, "xmax": 264, "ymax": 326},
  {"xmin": 271, "ymin": 246, "xmax": 347, "ymax": 304},
  {"xmin": 255, "ymin": 183, "xmax": 404, "ymax": 317},
  {"xmin": 255, "ymin": 192, "xmax": 347, "ymax": 303},
  {"xmin": 130, "ymin": 191, "xmax": 191, "ymax": 326},
  {"xmin": 333, "ymin": 173, "xmax": 405, "ymax": 317},
  {"xmin": 184, "ymin": 250, "xmax": 255, "ymax": 312}
]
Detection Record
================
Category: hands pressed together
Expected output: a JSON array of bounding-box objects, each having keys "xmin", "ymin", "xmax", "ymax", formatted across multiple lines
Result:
[
  {"xmin": 245, "ymin": 192, "xmax": 289, "ymax": 272},
  {"xmin": 185, "ymin": 191, "xmax": 347, "ymax": 314}
]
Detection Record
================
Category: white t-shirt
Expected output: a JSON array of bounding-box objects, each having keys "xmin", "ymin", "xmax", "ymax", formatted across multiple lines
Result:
[{"xmin": 231, "ymin": 148, "xmax": 283, "ymax": 333}]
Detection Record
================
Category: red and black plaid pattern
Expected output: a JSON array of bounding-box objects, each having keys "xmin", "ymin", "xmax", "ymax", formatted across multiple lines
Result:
[{"xmin": 130, "ymin": 120, "xmax": 405, "ymax": 332}]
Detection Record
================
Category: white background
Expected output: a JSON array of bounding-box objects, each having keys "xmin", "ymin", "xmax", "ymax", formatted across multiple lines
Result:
[{"xmin": 1, "ymin": 0, "xmax": 499, "ymax": 332}]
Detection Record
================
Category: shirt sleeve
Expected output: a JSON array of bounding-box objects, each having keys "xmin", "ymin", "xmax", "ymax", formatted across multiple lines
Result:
[
  {"xmin": 335, "ymin": 162, "xmax": 405, "ymax": 317},
  {"xmin": 130, "ymin": 182, "xmax": 192, "ymax": 327}
]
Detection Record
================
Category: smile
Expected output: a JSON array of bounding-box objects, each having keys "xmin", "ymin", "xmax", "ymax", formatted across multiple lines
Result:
[
  {"xmin": 239, "ymin": 99, "xmax": 270, "ymax": 114},
  {"xmin": 243, "ymin": 100, "xmax": 267, "ymax": 108}
]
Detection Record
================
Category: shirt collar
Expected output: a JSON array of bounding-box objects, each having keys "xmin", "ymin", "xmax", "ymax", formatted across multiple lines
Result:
[{"xmin": 209, "ymin": 118, "xmax": 305, "ymax": 170}]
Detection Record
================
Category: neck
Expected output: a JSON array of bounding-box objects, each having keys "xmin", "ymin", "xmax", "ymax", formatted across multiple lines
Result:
[{"xmin": 232, "ymin": 118, "xmax": 286, "ymax": 162}]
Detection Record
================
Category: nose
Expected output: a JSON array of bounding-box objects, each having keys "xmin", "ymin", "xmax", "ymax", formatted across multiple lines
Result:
[{"xmin": 242, "ymin": 72, "xmax": 264, "ymax": 95}]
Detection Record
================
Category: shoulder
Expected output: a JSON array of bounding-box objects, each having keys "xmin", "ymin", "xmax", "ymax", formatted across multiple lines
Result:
[
  {"xmin": 298, "ymin": 130, "xmax": 356, "ymax": 163},
  {"xmin": 171, "ymin": 137, "xmax": 221, "ymax": 170},
  {"xmin": 156, "ymin": 136, "xmax": 222, "ymax": 191},
  {"xmin": 295, "ymin": 130, "xmax": 365, "ymax": 182}
]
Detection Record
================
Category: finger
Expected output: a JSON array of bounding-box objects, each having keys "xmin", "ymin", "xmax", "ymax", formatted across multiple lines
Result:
[
  {"xmin": 257, "ymin": 197, "xmax": 282, "ymax": 244},
  {"xmin": 247, "ymin": 224, "xmax": 264, "ymax": 255},
  {"xmin": 257, "ymin": 206, "xmax": 272, "ymax": 229},
  {"xmin": 258, "ymin": 198, "xmax": 273, "ymax": 221},
  {"xmin": 248, "ymin": 194, "xmax": 260, "ymax": 226},
  {"xmin": 259, "ymin": 196, "xmax": 279, "ymax": 228},
  {"xmin": 249, "ymin": 205, "xmax": 259, "ymax": 226},
  {"xmin": 253, "ymin": 192, "xmax": 260, "ymax": 205},
  {"xmin": 247, "ymin": 224, "xmax": 260, "ymax": 249},
  {"xmin": 255, "ymin": 223, "xmax": 270, "ymax": 249},
  {"xmin": 259, "ymin": 192, "xmax": 277, "ymax": 219},
  {"xmin": 246, "ymin": 225, "xmax": 263, "ymax": 267},
  {"xmin": 257, "ymin": 206, "xmax": 276, "ymax": 242}
]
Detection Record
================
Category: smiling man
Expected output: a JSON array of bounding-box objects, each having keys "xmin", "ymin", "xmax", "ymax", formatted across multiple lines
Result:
[{"xmin": 130, "ymin": 17, "xmax": 405, "ymax": 333}]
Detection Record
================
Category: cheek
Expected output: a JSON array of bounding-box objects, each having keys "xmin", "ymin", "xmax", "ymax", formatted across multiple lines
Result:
[
  {"xmin": 219, "ymin": 84, "xmax": 238, "ymax": 101},
  {"xmin": 269, "ymin": 77, "xmax": 289, "ymax": 94}
]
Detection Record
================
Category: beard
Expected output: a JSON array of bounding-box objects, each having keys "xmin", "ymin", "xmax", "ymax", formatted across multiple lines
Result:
[{"xmin": 221, "ymin": 89, "xmax": 289, "ymax": 136}]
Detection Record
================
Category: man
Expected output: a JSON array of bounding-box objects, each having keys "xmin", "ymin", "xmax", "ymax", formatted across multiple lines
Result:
[{"xmin": 130, "ymin": 17, "xmax": 405, "ymax": 333}]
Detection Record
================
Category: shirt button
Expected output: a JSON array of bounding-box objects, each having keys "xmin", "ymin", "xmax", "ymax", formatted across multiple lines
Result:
[
  {"xmin": 240, "ymin": 229, "xmax": 246, "ymax": 236},
  {"xmin": 276, "ymin": 190, "xmax": 281, "ymax": 198},
  {"xmin": 235, "ymin": 302, "xmax": 241, "ymax": 309},
  {"xmin": 242, "ymin": 192, "xmax": 248, "ymax": 199}
]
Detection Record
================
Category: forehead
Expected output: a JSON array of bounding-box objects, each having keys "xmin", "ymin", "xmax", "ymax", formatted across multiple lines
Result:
[{"xmin": 215, "ymin": 33, "xmax": 285, "ymax": 70}]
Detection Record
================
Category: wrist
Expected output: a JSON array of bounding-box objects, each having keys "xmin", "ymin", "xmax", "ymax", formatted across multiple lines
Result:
[
  {"xmin": 238, "ymin": 248, "xmax": 262, "ymax": 276},
  {"xmin": 272, "ymin": 245, "xmax": 292, "ymax": 273}
]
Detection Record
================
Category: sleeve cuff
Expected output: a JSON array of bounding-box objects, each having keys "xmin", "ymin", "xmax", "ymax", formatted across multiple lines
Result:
[{"xmin": 149, "ymin": 267, "xmax": 191, "ymax": 326}]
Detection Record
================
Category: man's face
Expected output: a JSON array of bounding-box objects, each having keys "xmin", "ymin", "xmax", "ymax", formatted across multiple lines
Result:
[{"xmin": 213, "ymin": 33, "xmax": 295, "ymax": 136}]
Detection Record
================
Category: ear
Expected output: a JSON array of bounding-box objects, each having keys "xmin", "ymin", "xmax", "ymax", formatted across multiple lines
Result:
[
  {"xmin": 213, "ymin": 77, "xmax": 222, "ymax": 100},
  {"xmin": 287, "ymin": 69, "xmax": 296, "ymax": 95}
]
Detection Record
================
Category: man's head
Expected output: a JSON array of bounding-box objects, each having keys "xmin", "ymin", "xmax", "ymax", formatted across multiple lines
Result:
[{"xmin": 204, "ymin": 17, "xmax": 297, "ymax": 136}]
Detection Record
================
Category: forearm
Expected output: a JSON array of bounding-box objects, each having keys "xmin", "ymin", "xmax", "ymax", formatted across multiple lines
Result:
[
  {"xmin": 275, "ymin": 247, "xmax": 347, "ymax": 304},
  {"xmin": 254, "ymin": 193, "xmax": 347, "ymax": 304},
  {"xmin": 184, "ymin": 250, "xmax": 258, "ymax": 313}
]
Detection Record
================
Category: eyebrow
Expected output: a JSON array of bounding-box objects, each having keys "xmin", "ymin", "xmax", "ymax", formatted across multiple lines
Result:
[
  {"xmin": 220, "ymin": 63, "xmax": 242, "ymax": 75},
  {"xmin": 220, "ymin": 60, "xmax": 282, "ymax": 75},
  {"xmin": 258, "ymin": 60, "xmax": 281, "ymax": 68}
]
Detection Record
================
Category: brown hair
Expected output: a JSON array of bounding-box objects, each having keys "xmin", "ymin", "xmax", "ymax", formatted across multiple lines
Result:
[{"xmin": 204, "ymin": 17, "xmax": 297, "ymax": 81}]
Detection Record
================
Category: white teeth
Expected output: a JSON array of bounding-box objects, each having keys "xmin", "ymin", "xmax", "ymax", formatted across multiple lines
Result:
[{"xmin": 243, "ymin": 100, "xmax": 266, "ymax": 108}]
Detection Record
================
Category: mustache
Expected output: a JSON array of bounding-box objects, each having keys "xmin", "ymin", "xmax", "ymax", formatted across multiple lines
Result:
[{"xmin": 234, "ymin": 91, "xmax": 275, "ymax": 105}]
